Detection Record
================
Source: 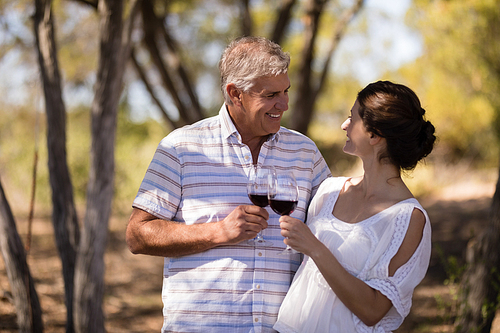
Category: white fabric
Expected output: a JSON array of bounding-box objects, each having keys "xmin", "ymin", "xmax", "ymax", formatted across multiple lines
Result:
[{"xmin": 273, "ymin": 177, "xmax": 432, "ymax": 333}]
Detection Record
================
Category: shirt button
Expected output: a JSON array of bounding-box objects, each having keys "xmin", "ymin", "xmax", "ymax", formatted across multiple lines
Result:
[
  {"xmin": 256, "ymin": 284, "xmax": 261, "ymax": 289},
  {"xmin": 255, "ymin": 318, "xmax": 259, "ymax": 322},
  {"xmin": 258, "ymin": 252, "xmax": 263, "ymax": 257},
  {"xmin": 245, "ymin": 155, "xmax": 250, "ymax": 160}
]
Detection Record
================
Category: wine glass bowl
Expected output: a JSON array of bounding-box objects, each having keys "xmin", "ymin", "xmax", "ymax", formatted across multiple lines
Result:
[
  {"xmin": 269, "ymin": 173, "xmax": 298, "ymax": 216},
  {"xmin": 269, "ymin": 172, "xmax": 300, "ymax": 255},
  {"xmin": 269, "ymin": 196, "xmax": 298, "ymax": 216},
  {"xmin": 247, "ymin": 166, "xmax": 275, "ymax": 246}
]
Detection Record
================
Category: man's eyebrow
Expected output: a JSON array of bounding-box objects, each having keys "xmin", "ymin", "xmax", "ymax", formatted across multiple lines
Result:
[{"xmin": 268, "ymin": 84, "xmax": 291, "ymax": 93}]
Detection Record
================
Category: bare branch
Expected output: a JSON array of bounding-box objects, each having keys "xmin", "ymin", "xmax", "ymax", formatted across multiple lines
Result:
[
  {"xmin": 289, "ymin": 0, "xmax": 328, "ymax": 134},
  {"xmin": 140, "ymin": 0, "xmax": 192, "ymax": 124},
  {"xmin": 130, "ymin": 47, "xmax": 180, "ymax": 129},
  {"xmin": 314, "ymin": 0, "xmax": 364, "ymax": 99},
  {"xmin": 71, "ymin": 0, "xmax": 98, "ymax": 9},
  {"xmin": 271, "ymin": 0, "xmax": 297, "ymax": 44},
  {"xmin": 158, "ymin": 11, "xmax": 203, "ymax": 121},
  {"xmin": 240, "ymin": 0, "xmax": 253, "ymax": 36}
]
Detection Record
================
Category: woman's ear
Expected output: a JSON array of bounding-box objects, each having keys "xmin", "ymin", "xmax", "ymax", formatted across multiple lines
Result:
[
  {"xmin": 369, "ymin": 132, "xmax": 382, "ymax": 145},
  {"xmin": 227, "ymin": 83, "xmax": 242, "ymax": 106}
]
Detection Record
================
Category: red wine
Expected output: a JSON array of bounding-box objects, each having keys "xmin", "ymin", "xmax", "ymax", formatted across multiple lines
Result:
[
  {"xmin": 249, "ymin": 194, "xmax": 269, "ymax": 207},
  {"xmin": 269, "ymin": 199, "xmax": 297, "ymax": 215}
]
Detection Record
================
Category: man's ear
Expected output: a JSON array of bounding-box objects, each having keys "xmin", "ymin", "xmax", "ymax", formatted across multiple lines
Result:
[{"xmin": 227, "ymin": 83, "xmax": 242, "ymax": 106}]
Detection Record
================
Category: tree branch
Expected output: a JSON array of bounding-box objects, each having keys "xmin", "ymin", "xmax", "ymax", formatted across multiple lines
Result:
[
  {"xmin": 130, "ymin": 47, "xmax": 179, "ymax": 129},
  {"xmin": 140, "ymin": 0, "xmax": 192, "ymax": 124},
  {"xmin": 240, "ymin": 0, "xmax": 253, "ymax": 36},
  {"xmin": 271, "ymin": 0, "xmax": 297, "ymax": 45},
  {"xmin": 158, "ymin": 9, "xmax": 203, "ymax": 121},
  {"xmin": 314, "ymin": 0, "xmax": 364, "ymax": 100}
]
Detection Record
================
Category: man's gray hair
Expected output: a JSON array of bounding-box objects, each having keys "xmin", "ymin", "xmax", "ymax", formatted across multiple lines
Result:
[{"xmin": 219, "ymin": 36, "xmax": 290, "ymax": 105}]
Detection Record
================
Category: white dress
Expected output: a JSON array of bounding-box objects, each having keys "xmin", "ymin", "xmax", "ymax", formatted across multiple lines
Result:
[{"xmin": 273, "ymin": 177, "xmax": 432, "ymax": 333}]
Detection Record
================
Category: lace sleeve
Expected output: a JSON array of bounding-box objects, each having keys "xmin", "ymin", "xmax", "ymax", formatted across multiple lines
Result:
[{"xmin": 354, "ymin": 203, "xmax": 432, "ymax": 332}]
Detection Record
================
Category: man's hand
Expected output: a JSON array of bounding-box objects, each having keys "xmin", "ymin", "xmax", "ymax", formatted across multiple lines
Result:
[{"xmin": 217, "ymin": 205, "xmax": 269, "ymax": 245}]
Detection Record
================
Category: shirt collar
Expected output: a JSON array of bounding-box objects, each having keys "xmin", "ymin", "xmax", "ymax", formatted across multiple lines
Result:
[{"xmin": 219, "ymin": 104, "xmax": 280, "ymax": 143}]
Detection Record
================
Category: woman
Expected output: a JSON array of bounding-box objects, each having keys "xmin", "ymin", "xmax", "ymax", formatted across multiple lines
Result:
[{"xmin": 273, "ymin": 81, "xmax": 436, "ymax": 333}]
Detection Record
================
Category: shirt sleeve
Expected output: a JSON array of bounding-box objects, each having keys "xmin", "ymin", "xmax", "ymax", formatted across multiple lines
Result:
[
  {"xmin": 132, "ymin": 135, "xmax": 182, "ymax": 221},
  {"xmin": 310, "ymin": 146, "xmax": 332, "ymax": 199},
  {"xmin": 355, "ymin": 204, "xmax": 432, "ymax": 331}
]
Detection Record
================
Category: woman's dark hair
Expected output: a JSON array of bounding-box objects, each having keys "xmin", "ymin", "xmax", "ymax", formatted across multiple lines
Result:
[{"xmin": 357, "ymin": 80, "xmax": 436, "ymax": 171}]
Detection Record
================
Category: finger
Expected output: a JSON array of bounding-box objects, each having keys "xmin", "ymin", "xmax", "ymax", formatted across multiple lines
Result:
[
  {"xmin": 245, "ymin": 215, "xmax": 268, "ymax": 230},
  {"xmin": 242, "ymin": 205, "xmax": 269, "ymax": 220},
  {"xmin": 280, "ymin": 224, "xmax": 290, "ymax": 237}
]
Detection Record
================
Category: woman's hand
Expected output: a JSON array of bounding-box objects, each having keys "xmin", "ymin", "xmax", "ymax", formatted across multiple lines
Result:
[{"xmin": 279, "ymin": 216, "xmax": 321, "ymax": 256}]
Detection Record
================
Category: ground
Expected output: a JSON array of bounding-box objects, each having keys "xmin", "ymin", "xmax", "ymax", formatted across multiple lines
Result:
[{"xmin": 1, "ymin": 177, "xmax": 500, "ymax": 332}]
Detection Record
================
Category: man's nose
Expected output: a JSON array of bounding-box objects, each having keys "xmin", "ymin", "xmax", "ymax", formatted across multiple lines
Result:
[{"xmin": 276, "ymin": 94, "xmax": 289, "ymax": 111}]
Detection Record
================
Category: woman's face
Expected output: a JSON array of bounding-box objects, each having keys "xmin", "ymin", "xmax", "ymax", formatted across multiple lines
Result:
[{"xmin": 341, "ymin": 100, "xmax": 372, "ymax": 157}]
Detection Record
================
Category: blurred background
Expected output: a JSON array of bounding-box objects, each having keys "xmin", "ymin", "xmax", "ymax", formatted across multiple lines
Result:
[
  {"xmin": 1, "ymin": 0, "xmax": 498, "ymax": 212},
  {"xmin": 1, "ymin": 0, "xmax": 499, "ymax": 332}
]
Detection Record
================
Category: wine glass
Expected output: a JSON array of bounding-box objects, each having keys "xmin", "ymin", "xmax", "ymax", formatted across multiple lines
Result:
[
  {"xmin": 269, "ymin": 172, "xmax": 299, "ymax": 255},
  {"xmin": 247, "ymin": 165, "xmax": 275, "ymax": 246}
]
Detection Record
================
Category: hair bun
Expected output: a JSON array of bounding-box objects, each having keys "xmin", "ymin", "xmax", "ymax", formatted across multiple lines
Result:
[
  {"xmin": 418, "ymin": 120, "xmax": 436, "ymax": 159},
  {"xmin": 357, "ymin": 80, "xmax": 436, "ymax": 171}
]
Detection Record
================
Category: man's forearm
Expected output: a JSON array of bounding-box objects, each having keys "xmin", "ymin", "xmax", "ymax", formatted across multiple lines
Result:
[{"xmin": 126, "ymin": 208, "xmax": 223, "ymax": 257}]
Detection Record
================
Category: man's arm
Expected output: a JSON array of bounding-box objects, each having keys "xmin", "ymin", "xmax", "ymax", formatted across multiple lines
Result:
[{"xmin": 126, "ymin": 206, "xmax": 269, "ymax": 257}]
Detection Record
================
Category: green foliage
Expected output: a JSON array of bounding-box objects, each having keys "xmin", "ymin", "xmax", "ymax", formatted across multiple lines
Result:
[
  {"xmin": 113, "ymin": 105, "xmax": 168, "ymax": 213},
  {"xmin": 0, "ymin": 104, "xmax": 51, "ymax": 214},
  {"xmin": 66, "ymin": 103, "xmax": 169, "ymax": 213},
  {"xmin": 430, "ymin": 245, "xmax": 466, "ymax": 327},
  {"xmin": 404, "ymin": 0, "xmax": 500, "ymax": 166},
  {"xmin": 0, "ymin": 99, "xmax": 169, "ymax": 216}
]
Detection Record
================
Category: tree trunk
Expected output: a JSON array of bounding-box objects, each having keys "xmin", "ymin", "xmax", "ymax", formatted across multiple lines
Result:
[
  {"xmin": 33, "ymin": 0, "xmax": 80, "ymax": 331},
  {"xmin": 271, "ymin": 0, "xmax": 297, "ymax": 45},
  {"xmin": 240, "ymin": 0, "xmax": 253, "ymax": 36},
  {"xmin": 315, "ymin": 0, "xmax": 364, "ymax": 97},
  {"xmin": 73, "ymin": 0, "xmax": 126, "ymax": 331},
  {"xmin": 289, "ymin": 0, "xmax": 364, "ymax": 135},
  {"xmin": 289, "ymin": 0, "xmax": 327, "ymax": 134},
  {"xmin": 0, "ymin": 179, "xmax": 43, "ymax": 333},
  {"xmin": 454, "ymin": 163, "xmax": 500, "ymax": 333}
]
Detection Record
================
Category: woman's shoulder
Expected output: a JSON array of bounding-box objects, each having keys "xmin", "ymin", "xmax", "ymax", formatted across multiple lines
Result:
[{"xmin": 318, "ymin": 176, "xmax": 350, "ymax": 193}]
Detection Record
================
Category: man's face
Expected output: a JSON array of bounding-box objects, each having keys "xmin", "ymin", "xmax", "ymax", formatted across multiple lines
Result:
[{"xmin": 232, "ymin": 73, "xmax": 290, "ymax": 142}]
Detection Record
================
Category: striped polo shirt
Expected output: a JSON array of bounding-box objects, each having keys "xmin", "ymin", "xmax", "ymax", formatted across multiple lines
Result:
[{"xmin": 133, "ymin": 104, "xmax": 331, "ymax": 333}]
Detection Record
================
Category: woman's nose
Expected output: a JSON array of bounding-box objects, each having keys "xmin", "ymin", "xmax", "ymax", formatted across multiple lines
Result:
[{"xmin": 341, "ymin": 118, "xmax": 350, "ymax": 130}]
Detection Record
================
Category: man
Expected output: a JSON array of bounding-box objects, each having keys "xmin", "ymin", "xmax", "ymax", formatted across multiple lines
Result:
[{"xmin": 126, "ymin": 36, "xmax": 331, "ymax": 332}]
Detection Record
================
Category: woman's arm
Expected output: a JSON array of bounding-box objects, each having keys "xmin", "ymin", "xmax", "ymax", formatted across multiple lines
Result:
[{"xmin": 279, "ymin": 208, "xmax": 425, "ymax": 326}]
